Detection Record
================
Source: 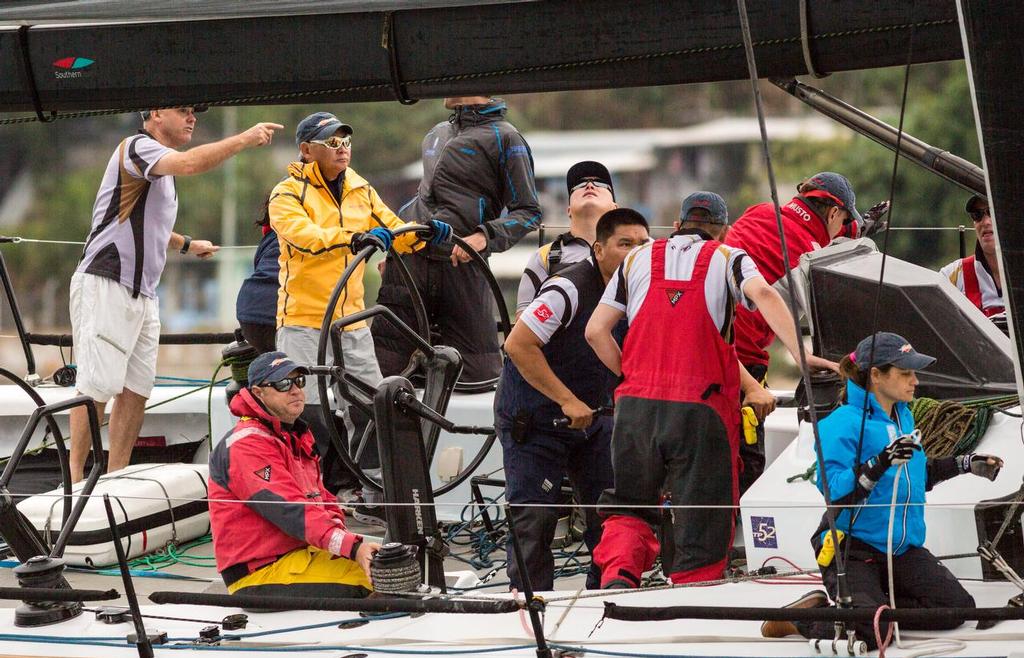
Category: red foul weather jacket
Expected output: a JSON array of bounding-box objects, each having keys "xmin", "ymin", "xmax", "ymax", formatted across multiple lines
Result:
[
  {"xmin": 724, "ymin": 197, "xmax": 832, "ymax": 368},
  {"xmin": 208, "ymin": 388, "xmax": 363, "ymax": 579}
]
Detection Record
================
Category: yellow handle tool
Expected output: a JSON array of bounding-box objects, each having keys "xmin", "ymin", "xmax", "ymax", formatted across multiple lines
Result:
[
  {"xmin": 741, "ymin": 406, "xmax": 758, "ymax": 445},
  {"xmin": 816, "ymin": 529, "xmax": 845, "ymax": 567}
]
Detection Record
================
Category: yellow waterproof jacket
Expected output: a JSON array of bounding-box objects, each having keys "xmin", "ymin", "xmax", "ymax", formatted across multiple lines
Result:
[{"xmin": 269, "ymin": 161, "xmax": 422, "ymax": 330}]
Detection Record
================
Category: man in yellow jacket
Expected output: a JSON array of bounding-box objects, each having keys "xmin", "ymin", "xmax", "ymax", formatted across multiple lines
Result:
[{"xmin": 269, "ymin": 112, "xmax": 452, "ymax": 522}]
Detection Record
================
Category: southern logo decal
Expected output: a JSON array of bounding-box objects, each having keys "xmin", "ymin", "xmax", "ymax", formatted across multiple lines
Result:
[
  {"xmin": 254, "ymin": 465, "xmax": 272, "ymax": 481},
  {"xmin": 900, "ymin": 343, "xmax": 913, "ymax": 353},
  {"xmin": 53, "ymin": 56, "xmax": 94, "ymax": 79},
  {"xmin": 533, "ymin": 304, "xmax": 554, "ymax": 323},
  {"xmin": 666, "ymin": 289, "xmax": 684, "ymax": 306}
]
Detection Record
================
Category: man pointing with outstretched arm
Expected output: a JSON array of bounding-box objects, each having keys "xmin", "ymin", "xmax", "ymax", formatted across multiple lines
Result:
[{"xmin": 69, "ymin": 106, "xmax": 282, "ymax": 482}]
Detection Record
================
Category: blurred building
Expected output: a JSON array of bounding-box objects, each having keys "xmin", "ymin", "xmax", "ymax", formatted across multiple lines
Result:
[{"xmin": 380, "ymin": 116, "xmax": 844, "ymax": 280}]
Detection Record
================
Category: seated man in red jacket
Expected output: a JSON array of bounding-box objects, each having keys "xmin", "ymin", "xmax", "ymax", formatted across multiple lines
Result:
[{"xmin": 209, "ymin": 351, "xmax": 381, "ymax": 597}]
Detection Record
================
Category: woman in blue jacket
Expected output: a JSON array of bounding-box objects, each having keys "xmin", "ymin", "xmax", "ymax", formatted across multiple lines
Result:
[{"xmin": 762, "ymin": 332, "xmax": 1003, "ymax": 647}]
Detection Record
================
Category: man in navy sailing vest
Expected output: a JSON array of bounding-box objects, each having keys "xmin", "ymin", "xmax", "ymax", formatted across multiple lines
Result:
[{"xmin": 495, "ymin": 209, "xmax": 649, "ymax": 591}]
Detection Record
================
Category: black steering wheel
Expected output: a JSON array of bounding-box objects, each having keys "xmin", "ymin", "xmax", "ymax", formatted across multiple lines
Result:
[{"xmin": 315, "ymin": 224, "xmax": 511, "ymax": 496}]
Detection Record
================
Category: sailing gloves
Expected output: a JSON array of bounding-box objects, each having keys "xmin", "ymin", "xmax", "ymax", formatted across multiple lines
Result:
[
  {"xmin": 417, "ymin": 219, "xmax": 454, "ymax": 246},
  {"xmin": 854, "ymin": 200, "xmax": 891, "ymax": 238},
  {"xmin": 350, "ymin": 227, "xmax": 394, "ymax": 254},
  {"xmin": 859, "ymin": 434, "xmax": 921, "ymax": 490},
  {"xmin": 958, "ymin": 453, "xmax": 1003, "ymax": 481}
]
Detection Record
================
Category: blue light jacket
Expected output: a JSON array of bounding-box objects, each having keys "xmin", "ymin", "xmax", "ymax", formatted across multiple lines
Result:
[{"xmin": 816, "ymin": 380, "xmax": 926, "ymax": 555}]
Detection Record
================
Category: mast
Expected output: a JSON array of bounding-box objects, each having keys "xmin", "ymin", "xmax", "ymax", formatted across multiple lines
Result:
[{"xmin": 957, "ymin": 0, "xmax": 1024, "ymax": 406}]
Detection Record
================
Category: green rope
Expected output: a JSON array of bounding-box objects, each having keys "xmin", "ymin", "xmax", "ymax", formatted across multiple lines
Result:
[
  {"xmin": 909, "ymin": 395, "xmax": 1012, "ymax": 458},
  {"xmin": 206, "ymin": 349, "xmax": 257, "ymax": 449},
  {"xmin": 786, "ymin": 463, "xmax": 818, "ymax": 484},
  {"xmin": 92, "ymin": 534, "xmax": 216, "ymax": 574}
]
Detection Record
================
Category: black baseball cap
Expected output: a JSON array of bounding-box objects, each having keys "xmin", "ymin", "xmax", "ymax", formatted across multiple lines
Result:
[
  {"xmin": 566, "ymin": 161, "xmax": 615, "ymax": 200},
  {"xmin": 295, "ymin": 112, "xmax": 353, "ymax": 146},
  {"xmin": 680, "ymin": 191, "xmax": 728, "ymax": 225},
  {"xmin": 965, "ymin": 194, "xmax": 987, "ymax": 213},
  {"xmin": 853, "ymin": 332, "xmax": 935, "ymax": 371},
  {"xmin": 248, "ymin": 351, "xmax": 310, "ymax": 386}
]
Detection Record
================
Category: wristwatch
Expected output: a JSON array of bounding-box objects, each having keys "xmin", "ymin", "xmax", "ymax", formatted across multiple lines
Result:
[{"xmin": 179, "ymin": 235, "xmax": 192, "ymax": 255}]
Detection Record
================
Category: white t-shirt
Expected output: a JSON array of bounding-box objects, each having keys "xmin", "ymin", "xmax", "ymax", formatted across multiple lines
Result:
[
  {"xmin": 516, "ymin": 234, "xmax": 592, "ymax": 312},
  {"xmin": 601, "ymin": 232, "xmax": 763, "ymax": 332},
  {"xmin": 77, "ymin": 132, "xmax": 174, "ymax": 299}
]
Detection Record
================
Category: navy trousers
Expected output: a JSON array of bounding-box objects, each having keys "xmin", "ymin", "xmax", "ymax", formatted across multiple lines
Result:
[{"xmin": 498, "ymin": 415, "xmax": 613, "ymax": 591}]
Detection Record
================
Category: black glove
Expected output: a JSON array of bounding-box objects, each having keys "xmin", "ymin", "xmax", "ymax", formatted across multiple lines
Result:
[
  {"xmin": 959, "ymin": 453, "xmax": 1003, "ymax": 481},
  {"xmin": 864, "ymin": 435, "xmax": 920, "ymax": 482},
  {"xmin": 350, "ymin": 227, "xmax": 393, "ymax": 254},
  {"xmin": 856, "ymin": 200, "xmax": 890, "ymax": 238}
]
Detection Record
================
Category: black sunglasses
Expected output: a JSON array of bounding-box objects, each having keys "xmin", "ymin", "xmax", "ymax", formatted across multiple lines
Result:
[
  {"xmin": 969, "ymin": 208, "xmax": 990, "ymax": 222},
  {"xmin": 570, "ymin": 179, "xmax": 613, "ymax": 194},
  {"xmin": 262, "ymin": 375, "xmax": 306, "ymax": 392}
]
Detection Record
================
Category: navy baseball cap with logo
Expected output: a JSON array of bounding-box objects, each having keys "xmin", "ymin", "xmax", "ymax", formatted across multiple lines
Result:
[
  {"xmin": 295, "ymin": 112, "xmax": 353, "ymax": 146},
  {"xmin": 802, "ymin": 171, "xmax": 862, "ymax": 222},
  {"xmin": 566, "ymin": 161, "xmax": 615, "ymax": 200},
  {"xmin": 248, "ymin": 351, "xmax": 310, "ymax": 386},
  {"xmin": 680, "ymin": 191, "xmax": 728, "ymax": 225},
  {"xmin": 853, "ymin": 332, "xmax": 935, "ymax": 370}
]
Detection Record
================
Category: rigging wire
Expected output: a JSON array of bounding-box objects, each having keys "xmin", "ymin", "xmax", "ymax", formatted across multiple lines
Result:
[
  {"xmin": 733, "ymin": 0, "xmax": 853, "ymax": 609},
  {"xmin": 845, "ymin": 3, "xmax": 919, "ymax": 573}
]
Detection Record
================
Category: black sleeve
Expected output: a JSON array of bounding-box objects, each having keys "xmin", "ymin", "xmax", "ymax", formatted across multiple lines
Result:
[{"xmin": 926, "ymin": 456, "xmax": 960, "ymax": 491}]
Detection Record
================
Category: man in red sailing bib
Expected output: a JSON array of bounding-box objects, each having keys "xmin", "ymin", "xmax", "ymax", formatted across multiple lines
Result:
[
  {"xmin": 940, "ymin": 195, "xmax": 1004, "ymax": 317},
  {"xmin": 585, "ymin": 197, "xmax": 835, "ymax": 587}
]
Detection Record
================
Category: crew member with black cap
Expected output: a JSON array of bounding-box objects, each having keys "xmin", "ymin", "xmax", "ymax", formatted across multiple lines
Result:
[
  {"xmin": 496, "ymin": 208, "xmax": 649, "ymax": 592},
  {"xmin": 516, "ymin": 161, "xmax": 618, "ymax": 317},
  {"xmin": 585, "ymin": 197, "xmax": 836, "ymax": 588},
  {"xmin": 724, "ymin": 172, "xmax": 851, "ymax": 495},
  {"xmin": 940, "ymin": 195, "xmax": 1004, "ymax": 317},
  {"xmin": 69, "ymin": 106, "xmax": 282, "ymax": 483},
  {"xmin": 269, "ymin": 112, "xmax": 452, "ymax": 523},
  {"xmin": 209, "ymin": 351, "xmax": 382, "ymax": 598},
  {"xmin": 762, "ymin": 332, "xmax": 1001, "ymax": 648}
]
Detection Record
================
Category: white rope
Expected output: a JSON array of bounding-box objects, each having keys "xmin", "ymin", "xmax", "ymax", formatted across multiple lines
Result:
[{"xmin": 884, "ymin": 463, "xmax": 967, "ymax": 657}]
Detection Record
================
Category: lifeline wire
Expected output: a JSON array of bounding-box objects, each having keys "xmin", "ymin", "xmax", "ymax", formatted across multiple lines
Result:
[{"xmin": 4, "ymin": 491, "xmax": 1019, "ymax": 511}]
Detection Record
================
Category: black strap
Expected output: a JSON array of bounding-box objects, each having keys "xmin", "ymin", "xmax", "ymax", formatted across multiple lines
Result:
[
  {"xmin": 16, "ymin": 26, "xmax": 56, "ymax": 123},
  {"xmin": 381, "ymin": 12, "xmax": 418, "ymax": 106}
]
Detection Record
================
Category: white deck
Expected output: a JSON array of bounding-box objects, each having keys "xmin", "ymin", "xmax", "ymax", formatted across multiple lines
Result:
[{"xmin": 0, "ymin": 580, "xmax": 1020, "ymax": 657}]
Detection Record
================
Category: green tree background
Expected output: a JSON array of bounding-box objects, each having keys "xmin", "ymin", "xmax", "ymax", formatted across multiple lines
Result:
[{"xmin": 0, "ymin": 61, "xmax": 982, "ymax": 340}]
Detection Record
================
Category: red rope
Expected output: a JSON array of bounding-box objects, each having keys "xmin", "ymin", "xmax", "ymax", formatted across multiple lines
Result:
[{"xmin": 874, "ymin": 604, "xmax": 894, "ymax": 656}]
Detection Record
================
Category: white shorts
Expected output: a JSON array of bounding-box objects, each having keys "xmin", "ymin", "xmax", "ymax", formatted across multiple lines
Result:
[{"xmin": 70, "ymin": 272, "xmax": 160, "ymax": 403}]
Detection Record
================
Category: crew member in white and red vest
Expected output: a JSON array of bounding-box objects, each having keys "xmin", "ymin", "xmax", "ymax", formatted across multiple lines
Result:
[
  {"xmin": 584, "ymin": 203, "xmax": 836, "ymax": 587},
  {"xmin": 940, "ymin": 195, "xmax": 1004, "ymax": 317}
]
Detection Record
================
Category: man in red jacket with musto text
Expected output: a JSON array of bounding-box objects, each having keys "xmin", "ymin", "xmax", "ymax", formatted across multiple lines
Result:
[{"xmin": 724, "ymin": 172, "xmax": 854, "ymax": 493}]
